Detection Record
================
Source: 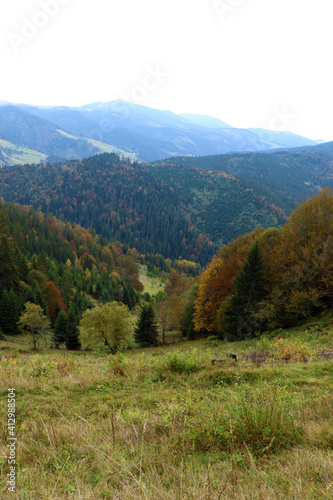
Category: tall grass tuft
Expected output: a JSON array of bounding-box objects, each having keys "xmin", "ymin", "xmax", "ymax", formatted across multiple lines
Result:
[
  {"xmin": 160, "ymin": 348, "xmax": 204, "ymax": 374},
  {"xmin": 189, "ymin": 384, "xmax": 302, "ymax": 457}
]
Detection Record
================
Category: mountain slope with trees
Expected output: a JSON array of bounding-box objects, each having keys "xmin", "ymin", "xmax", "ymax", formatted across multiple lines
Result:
[
  {"xmin": 0, "ymin": 153, "xmax": 292, "ymax": 263},
  {"xmin": 192, "ymin": 188, "xmax": 333, "ymax": 339},
  {"xmin": 0, "ymin": 201, "xmax": 145, "ymax": 340},
  {"xmin": 158, "ymin": 142, "xmax": 333, "ymax": 213},
  {"xmin": 1, "ymin": 144, "xmax": 332, "ymax": 262}
]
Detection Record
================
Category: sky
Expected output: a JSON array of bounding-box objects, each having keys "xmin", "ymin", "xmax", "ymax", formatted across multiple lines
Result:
[{"xmin": 1, "ymin": 0, "xmax": 333, "ymax": 141}]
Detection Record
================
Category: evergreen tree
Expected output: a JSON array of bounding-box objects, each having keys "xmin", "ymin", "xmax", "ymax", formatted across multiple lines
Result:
[
  {"xmin": 122, "ymin": 285, "xmax": 133, "ymax": 310},
  {"xmin": 65, "ymin": 308, "xmax": 81, "ymax": 350},
  {"xmin": 0, "ymin": 289, "xmax": 23, "ymax": 334},
  {"xmin": 223, "ymin": 241, "xmax": 266, "ymax": 341},
  {"xmin": 52, "ymin": 310, "xmax": 67, "ymax": 348},
  {"xmin": 25, "ymin": 280, "xmax": 48, "ymax": 316},
  {"xmin": 0, "ymin": 211, "xmax": 19, "ymax": 298},
  {"xmin": 134, "ymin": 303, "xmax": 159, "ymax": 347}
]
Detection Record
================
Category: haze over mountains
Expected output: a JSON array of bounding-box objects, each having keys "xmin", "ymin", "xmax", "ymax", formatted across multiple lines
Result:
[{"xmin": 0, "ymin": 100, "xmax": 323, "ymax": 165}]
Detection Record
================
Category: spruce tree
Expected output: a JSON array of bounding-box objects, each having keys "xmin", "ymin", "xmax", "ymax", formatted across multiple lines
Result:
[
  {"xmin": 224, "ymin": 241, "xmax": 266, "ymax": 341},
  {"xmin": 134, "ymin": 303, "xmax": 159, "ymax": 347},
  {"xmin": 53, "ymin": 310, "xmax": 67, "ymax": 348},
  {"xmin": 0, "ymin": 289, "xmax": 23, "ymax": 334},
  {"xmin": 65, "ymin": 308, "xmax": 81, "ymax": 350},
  {"xmin": 26, "ymin": 280, "xmax": 48, "ymax": 316},
  {"xmin": 0, "ymin": 211, "xmax": 19, "ymax": 298}
]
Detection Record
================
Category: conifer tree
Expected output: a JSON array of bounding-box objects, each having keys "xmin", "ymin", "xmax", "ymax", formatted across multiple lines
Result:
[
  {"xmin": 65, "ymin": 308, "xmax": 81, "ymax": 350},
  {"xmin": 25, "ymin": 280, "xmax": 48, "ymax": 316},
  {"xmin": 123, "ymin": 285, "xmax": 133, "ymax": 310},
  {"xmin": 0, "ymin": 289, "xmax": 23, "ymax": 334},
  {"xmin": 52, "ymin": 310, "xmax": 67, "ymax": 348},
  {"xmin": 223, "ymin": 241, "xmax": 266, "ymax": 341},
  {"xmin": 0, "ymin": 211, "xmax": 19, "ymax": 298},
  {"xmin": 134, "ymin": 303, "xmax": 159, "ymax": 347}
]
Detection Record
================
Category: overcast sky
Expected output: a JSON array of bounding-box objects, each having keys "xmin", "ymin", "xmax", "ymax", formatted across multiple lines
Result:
[{"xmin": 1, "ymin": 0, "xmax": 333, "ymax": 141}]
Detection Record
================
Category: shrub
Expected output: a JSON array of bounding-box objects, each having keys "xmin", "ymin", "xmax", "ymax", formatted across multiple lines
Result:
[
  {"xmin": 108, "ymin": 352, "xmax": 126, "ymax": 376},
  {"xmin": 161, "ymin": 348, "xmax": 203, "ymax": 375},
  {"xmin": 272, "ymin": 338, "xmax": 311, "ymax": 362}
]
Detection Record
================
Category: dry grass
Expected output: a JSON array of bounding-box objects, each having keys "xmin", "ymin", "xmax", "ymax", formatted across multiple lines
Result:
[{"xmin": 0, "ymin": 322, "xmax": 333, "ymax": 499}]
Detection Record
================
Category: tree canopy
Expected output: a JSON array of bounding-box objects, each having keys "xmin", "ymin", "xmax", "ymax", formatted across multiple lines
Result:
[{"xmin": 79, "ymin": 302, "xmax": 132, "ymax": 353}]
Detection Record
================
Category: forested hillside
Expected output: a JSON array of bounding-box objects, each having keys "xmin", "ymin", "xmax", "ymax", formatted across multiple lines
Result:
[
  {"xmin": 0, "ymin": 201, "xmax": 145, "ymax": 338},
  {"xmin": 149, "ymin": 164, "xmax": 286, "ymax": 246},
  {"xmin": 159, "ymin": 142, "xmax": 333, "ymax": 212},
  {"xmin": 190, "ymin": 189, "xmax": 333, "ymax": 340},
  {"xmin": 0, "ymin": 152, "xmax": 291, "ymax": 262},
  {"xmin": 0, "ymin": 154, "xmax": 216, "ymax": 264}
]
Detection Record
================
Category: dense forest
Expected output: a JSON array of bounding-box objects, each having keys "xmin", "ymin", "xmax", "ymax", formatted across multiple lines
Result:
[
  {"xmin": 0, "ymin": 201, "xmax": 149, "ymax": 340},
  {"xmin": 0, "ymin": 151, "xmax": 301, "ymax": 262},
  {"xmin": 1, "ymin": 188, "xmax": 332, "ymax": 347},
  {"xmin": 158, "ymin": 142, "xmax": 333, "ymax": 213},
  {"xmin": 189, "ymin": 188, "xmax": 333, "ymax": 340},
  {"xmin": 0, "ymin": 154, "xmax": 216, "ymax": 264}
]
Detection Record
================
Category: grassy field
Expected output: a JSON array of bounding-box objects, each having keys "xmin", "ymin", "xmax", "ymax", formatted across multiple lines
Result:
[
  {"xmin": 139, "ymin": 266, "xmax": 167, "ymax": 296},
  {"xmin": 0, "ymin": 314, "xmax": 333, "ymax": 499}
]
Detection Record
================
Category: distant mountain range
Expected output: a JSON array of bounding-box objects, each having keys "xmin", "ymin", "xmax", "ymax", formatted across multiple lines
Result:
[{"xmin": 0, "ymin": 100, "xmax": 324, "ymax": 165}]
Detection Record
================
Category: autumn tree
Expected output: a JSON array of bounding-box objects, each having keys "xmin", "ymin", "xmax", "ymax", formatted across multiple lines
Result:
[
  {"xmin": 79, "ymin": 302, "xmax": 131, "ymax": 353},
  {"xmin": 18, "ymin": 302, "xmax": 51, "ymax": 349},
  {"xmin": 41, "ymin": 280, "xmax": 67, "ymax": 325}
]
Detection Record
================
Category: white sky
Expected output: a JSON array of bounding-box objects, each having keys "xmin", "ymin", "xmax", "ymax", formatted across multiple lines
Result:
[{"xmin": 1, "ymin": 0, "xmax": 333, "ymax": 141}]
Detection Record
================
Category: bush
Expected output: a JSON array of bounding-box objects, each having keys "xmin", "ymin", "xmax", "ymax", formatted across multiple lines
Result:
[
  {"xmin": 207, "ymin": 335, "xmax": 218, "ymax": 342},
  {"xmin": 161, "ymin": 348, "xmax": 203, "ymax": 375},
  {"xmin": 272, "ymin": 338, "xmax": 311, "ymax": 362},
  {"xmin": 108, "ymin": 352, "xmax": 126, "ymax": 376}
]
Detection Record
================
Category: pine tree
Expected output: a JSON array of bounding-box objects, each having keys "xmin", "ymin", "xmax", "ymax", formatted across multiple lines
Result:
[
  {"xmin": 65, "ymin": 308, "xmax": 81, "ymax": 350},
  {"xmin": 52, "ymin": 310, "xmax": 67, "ymax": 348},
  {"xmin": 134, "ymin": 303, "xmax": 159, "ymax": 347},
  {"xmin": 224, "ymin": 241, "xmax": 266, "ymax": 341}
]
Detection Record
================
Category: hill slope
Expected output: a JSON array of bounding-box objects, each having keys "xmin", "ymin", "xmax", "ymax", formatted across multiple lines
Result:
[
  {"xmin": 0, "ymin": 150, "xmax": 307, "ymax": 262},
  {"xmin": 158, "ymin": 142, "xmax": 333, "ymax": 213},
  {"xmin": 0, "ymin": 106, "xmax": 136, "ymax": 165}
]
